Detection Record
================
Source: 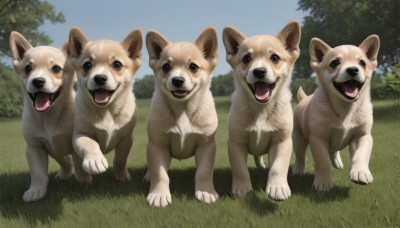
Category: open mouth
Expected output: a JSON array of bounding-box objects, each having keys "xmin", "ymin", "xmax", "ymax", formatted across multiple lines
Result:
[
  {"xmin": 333, "ymin": 79, "xmax": 364, "ymax": 101},
  {"xmin": 248, "ymin": 81, "xmax": 276, "ymax": 103},
  {"xmin": 28, "ymin": 88, "xmax": 62, "ymax": 112},
  {"xmin": 171, "ymin": 90, "xmax": 190, "ymax": 99},
  {"xmin": 89, "ymin": 88, "xmax": 116, "ymax": 106}
]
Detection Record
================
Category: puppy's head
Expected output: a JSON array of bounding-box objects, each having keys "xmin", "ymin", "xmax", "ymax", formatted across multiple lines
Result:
[
  {"xmin": 9, "ymin": 32, "xmax": 72, "ymax": 112},
  {"xmin": 223, "ymin": 21, "xmax": 301, "ymax": 103},
  {"xmin": 146, "ymin": 27, "xmax": 218, "ymax": 101},
  {"xmin": 310, "ymin": 35, "xmax": 380, "ymax": 102},
  {"xmin": 68, "ymin": 27, "xmax": 142, "ymax": 107}
]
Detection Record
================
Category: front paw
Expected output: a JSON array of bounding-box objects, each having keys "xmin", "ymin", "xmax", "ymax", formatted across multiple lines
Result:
[
  {"xmin": 266, "ymin": 183, "xmax": 291, "ymax": 201},
  {"xmin": 82, "ymin": 154, "xmax": 108, "ymax": 174},
  {"xmin": 114, "ymin": 169, "xmax": 131, "ymax": 182},
  {"xmin": 147, "ymin": 191, "xmax": 172, "ymax": 208},
  {"xmin": 313, "ymin": 174, "xmax": 333, "ymax": 191},
  {"xmin": 55, "ymin": 169, "xmax": 72, "ymax": 180},
  {"xmin": 232, "ymin": 180, "xmax": 253, "ymax": 197},
  {"xmin": 292, "ymin": 163, "xmax": 305, "ymax": 176},
  {"xmin": 23, "ymin": 186, "xmax": 47, "ymax": 202},
  {"xmin": 350, "ymin": 167, "xmax": 373, "ymax": 184},
  {"xmin": 195, "ymin": 190, "xmax": 219, "ymax": 204},
  {"xmin": 331, "ymin": 152, "xmax": 344, "ymax": 170}
]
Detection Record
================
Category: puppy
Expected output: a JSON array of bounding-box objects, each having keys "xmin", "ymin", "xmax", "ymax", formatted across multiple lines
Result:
[
  {"xmin": 68, "ymin": 27, "xmax": 142, "ymax": 181},
  {"xmin": 145, "ymin": 27, "xmax": 219, "ymax": 207},
  {"xmin": 9, "ymin": 32, "xmax": 88, "ymax": 202},
  {"xmin": 292, "ymin": 35, "xmax": 380, "ymax": 191},
  {"xmin": 223, "ymin": 21, "xmax": 301, "ymax": 200}
]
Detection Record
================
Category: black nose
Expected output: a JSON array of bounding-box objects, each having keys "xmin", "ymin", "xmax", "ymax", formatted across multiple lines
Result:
[
  {"xmin": 32, "ymin": 77, "xmax": 46, "ymax": 88},
  {"xmin": 94, "ymin": 74, "xmax": 108, "ymax": 85},
  {"xmin": 172, "ymin": 77, "xmax": 185, "ymax": 88},
  {"xmin": 346, "ymin": 67, "xmax": 359, "ymax": 77},
  {"xmin": 253, "ymin": 67, "xmax": 267, "ymax": 79}
]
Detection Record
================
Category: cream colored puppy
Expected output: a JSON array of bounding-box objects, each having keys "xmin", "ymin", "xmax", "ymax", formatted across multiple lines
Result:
[
  {"xmin": 9, "ymin": 32, "xmax": 88, "ymax": 202},
  {"xmin": 145, "ymin": 27, "xmax": 219, "ymax": 207},
  {"xmin": 223, "ymin": 21, "xmax": 301, "ymax": 200},
  {"xmin": 68, "ymin": 27, "xmax": 142, "ymax": 180},
  {"xmin": 292, "ymin": 35, "xmax": 380, "ymax": 191}
]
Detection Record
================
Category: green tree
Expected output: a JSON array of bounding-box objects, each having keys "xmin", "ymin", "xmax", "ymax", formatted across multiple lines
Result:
[
  {"xmin": 295, "ymin": 0, "xmax": 400, "ymax": 79},
  {"xmin": 134, "ymin": 75, "xmax": 155, "ymax": 99},
  {"xmin": 384, "ymin": 61, "xmax": 400, "ymax": 105},
  {"xmin": 211, "ymin": 71, "xmax": 234, "ymax": 96}
]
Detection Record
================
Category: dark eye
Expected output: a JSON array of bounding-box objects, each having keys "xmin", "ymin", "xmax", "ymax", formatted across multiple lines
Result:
[
  {"xmin": 82, "ymin": 61, "xmax": 92, "ymax": 72},
  {"xmin": 112, "ymin": 61, "xmax": 123, "ymax": 70},
  {"xmin": 330, "ymin": 59, "xmax": 341, "ymax": 69},
  {"xmin": 51, "ymin": 65, "xmax": 61, "ymax": 73},
  {"xmin": 162, "ymin": 63, "xmax": 171, "ymax": 73},
  {"xmin": 242, "ymin": 54, "xmax": 252, "ymax": 64},
  {"xmin": 359, "ymin": 60, "xmax": 366, "ymax": 68},
  {"xmin": 24, "ymin": 65, "xmax": 32, "ymax": 74},
  {"xmin": 189, "ymin": 63, "xmax": 199, "ymax": 73},
  {"xmin": 270, "ymin": 54, "xmax": 280, "ymax": 63}
]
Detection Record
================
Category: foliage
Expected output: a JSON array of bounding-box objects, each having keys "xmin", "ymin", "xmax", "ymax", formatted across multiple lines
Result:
[
  {"xmin": 134, "ymin": 75, "xmax": 155, "ymax": 99},
  {"xmin": 211, "ymin": 71, "xmax": 235, "ymax": 96},
  {"xmin": 0, "ymin": 64, "xmax": 22, "ymax": 119},
  {"xmin": 296, "ymin": 0, "xmax": 400, "ymax": 79},
  {"xmin": 383, "ymin": 62, "xmax": 400, "ymax": 105}
]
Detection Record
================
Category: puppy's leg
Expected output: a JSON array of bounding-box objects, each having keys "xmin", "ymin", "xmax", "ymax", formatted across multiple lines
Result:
[
  {"xmin": 146, "ymin": 142, "xmax": 172, "ymax": 207},
  {"xmin": 114, "ymin": 135, "xmax": 133, "ymax": 181},
  {"xmin": 73, "ymin": 134, "xmax": 108, "ymax": 174},
  {"xmin": 330, "ymin": 151, "xmax": 344, "ymax": 170},
  {"xmin": 266, "ymin": 138, "xmax": 292, "ymax": 201},
  {"xmin": 254, "ymin": 156, "xmax": 266, "ymax": 169},
  {"xmin": 194, "ymin": 141, "xmax": 219, "ymax": 204},
  {"xmin": 309, "ymin": 136, "xmax": 333, "ymax": 191},
  {"xmin": 54, "ymin": 154, "xmax": 73, "ymax": 180},
  {"xmin": 72, "ymin": 152, "xmax": 92, "ymax": 183},
  {"xmin": 24, "ymin": 147, "xmax": 49, "ymax": 202},
  {"xmin": 349, "ymin": 134, "xmax": 373, "ymax": 184},
  {"xmin": 292, "ymin": 126, "xmax": 308, "ymax": 175},
  {"xmin": 229, "ymin": 140, "xmax": 252, "ymax": 196}
]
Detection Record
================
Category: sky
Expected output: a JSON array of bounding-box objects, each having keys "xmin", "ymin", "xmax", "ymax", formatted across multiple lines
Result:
[{"xmin": 41, "ymin": 0, "xmax": 306, "ymax": 78}]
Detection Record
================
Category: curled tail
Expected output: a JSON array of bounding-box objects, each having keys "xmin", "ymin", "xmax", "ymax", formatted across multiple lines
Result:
[{"xmin": 297, "ymin": 86, "xmax": 307, "ymax": 102}]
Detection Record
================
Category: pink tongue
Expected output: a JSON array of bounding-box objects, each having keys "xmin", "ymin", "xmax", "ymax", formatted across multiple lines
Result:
[
  {"xmin": 342, "ymin": 82, "xmax": 359, "ymax": 98},
  {"xmin": 173, "ymin": 90, "xmax": 188, "ymax": 97},
  {"xmin": 35, "ymin": 92, "xmax": 51, "ymax": 111},
  {"xmin": 255, "ymin": 82, "xmax": 270, "ymax": 101},
  {"xmin": 94, "ymin": 89, "xmax": 109, "ymax": 104}
]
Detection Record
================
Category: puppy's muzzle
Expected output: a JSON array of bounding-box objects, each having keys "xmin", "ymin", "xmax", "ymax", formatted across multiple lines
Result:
[
  {"xmin": 172, "ymin": 76, "xmax": 185, "ymax": 88},
  {"xmin": 346, "ymin": 67, "xmax": 359, "ymax": 77},
  {"xmin": 253, "ymin": 67, "xmax": 266, "ymax": 79},
  {"xmin": 94, "ymin": 74, "xmax": 108, "ymax": 86},
  {"xmin": 32, "ymin": 77, "xmax": 46, "ymax": 89}
]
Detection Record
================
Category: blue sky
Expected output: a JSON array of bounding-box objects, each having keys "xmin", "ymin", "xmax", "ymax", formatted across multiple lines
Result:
[{"xmin": 41, "ymin": 0, "xmax": 305, "ymax": 78}]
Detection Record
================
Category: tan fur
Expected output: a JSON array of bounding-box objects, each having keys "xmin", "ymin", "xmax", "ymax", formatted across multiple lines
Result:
[
  {"xmin": 145, "ymin": 27, "xmax": 219, "ymax": 207},
  {"xmin": 222, "ymin": 21, "xmax": 301, "ymax": 200},
  {"xmin": 68, "ymin": 27, "xmax": 142, "ymax": 181},
  {"xmin": 292, "ymin": 35, "xmax": 380, "ymax": 191},
  {"xmin": 297, "ymin": 86, "xmax": 307, "ymax": 102},
  {"xmin": 9, "ymin": 31, "xmax": 86, "ymax": 202}
]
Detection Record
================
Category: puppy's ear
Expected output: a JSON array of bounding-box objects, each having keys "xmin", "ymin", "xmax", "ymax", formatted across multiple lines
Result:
[
  {"xmin": 223, "ymin": 26, "xmax": 245, "ymax": 65},
  {"xmin": 9, "ymin": 31, "xmax": 33, "ymax": 69},
  {"xmin": 195, "ymin": 26, "xmax": 218, "ymax": 70},
  {"xmin": 309, "ymin": 38, "xmax": 331, "ymax": 69},
  {"xmin": 122, "ymin": 29, "xmax": 143, "ymax": 68},
  {"xmin": 146, "ymin": 30, "xmax": 170, "ymax": 68},
  {"xmin": 69, "ymin": 26, "xmax": 89, "ymax": 60},
  {"xmin": 276, "ymin": 20, "xmax": 301, "ymax": 61},
  {"xmin": 359, "ymin": 35, "xmax": 380, "ymax": 67},
  {"xmin": 60, "ymin": 42, "xmax": 69, "ymax": 56}
]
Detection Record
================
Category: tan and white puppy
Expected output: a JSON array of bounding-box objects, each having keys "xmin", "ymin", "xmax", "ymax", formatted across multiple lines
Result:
[
  {"xmin": 292, "ymin": 35, "xmax": 380, "ymax": 191},
  {"xmin": 68, "ymin": 27, "xmax": 142, "ymax": 181},
  {"xmin": 223, "ymin": 21, "xmax": 301, "ymax": 200},
  {"xmin": 9, "ymin": 32, "xmax": 88, "ymax": 202},
  {"xmin": 145, "ymin": 27, "xmax": 219, "ymax": 207}
]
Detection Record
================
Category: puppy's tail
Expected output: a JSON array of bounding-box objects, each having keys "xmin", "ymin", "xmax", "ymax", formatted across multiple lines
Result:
[{"xmin": 297, "ymin": 86, "xmax": 307, "ymax": 102}]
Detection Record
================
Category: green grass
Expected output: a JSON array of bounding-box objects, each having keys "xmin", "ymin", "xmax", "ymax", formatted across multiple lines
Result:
[{"xmin": 0, "ymin": 97, "xmax": 399, "ymax": 227}]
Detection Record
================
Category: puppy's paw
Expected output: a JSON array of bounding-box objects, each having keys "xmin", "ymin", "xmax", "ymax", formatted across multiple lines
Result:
[
  {"xmin": 82, "ymin": 154, "xmax": 108, "ymax": 174},
  {"xmin": 331, "ymin": 152, "xmax": 344, "ymax": 170},
  {"xmin": 195, "ymin": 190, "xmax": 219, "ymax": 204},
  {"xmin": 55, "ymin": 169, "xmax": 72, "ymax": 180},
  {"xmin": 147, "ymin": 191, "xmax": 172, "ymax": 208},
  {"xmin": 313, "ymin": 176, "xmax": 333, "ymax": 191},
  {"xmin": 114, "ymin": 169, "xmax": 132, "ymax": 182},
  {"xmin": 232, "ymin": 181, "xmax": 253, "ymax": 197},
  {"xmin": 254, "ymin": 156, "xmax": 267, "ymax": 169},
  {"xmin": 23, "ymin": 186, "xmax": 47, "ymax": 202},
  {"xmin": 143, "ymin": 171, "xmax": 150, "ymax": 182},
  {"xmin": 292, "ymin": 163, "xmax": 305, "ymax": 176},
  {"xmin": 266, "ymin": 183, "xmax": 291, "ymax": 201},
  {"xmin": 349, "ymin": 168, "xmax": 373, "ymax": 185},
  {"xmin": 75, "ymin": 172, "xmax": 93, "ymax": 183}
]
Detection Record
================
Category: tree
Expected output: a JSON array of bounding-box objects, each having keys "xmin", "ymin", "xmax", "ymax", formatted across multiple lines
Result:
[
  {"xmin": 211, "ymin": 71, "xmax": 234, "ymax": 96},
  {"xmin": 134, "ymin": 75, "xmax": 155, "ymax": 99},
  {"xmin": 295, "ymin": 0, "xmax": 400, "ymax": 79}
]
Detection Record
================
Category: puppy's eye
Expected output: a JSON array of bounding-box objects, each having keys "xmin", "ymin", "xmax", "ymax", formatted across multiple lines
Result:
[
  {"xmin": 242, "ymin": 54, "xmax": 252, "ymax": 64},
  {"xmin": 24, "ymin": 65, "xmax": 32, "ymax": 74},
  {"xmin": 51, "ymin": 65, "xmax": 61, "ymax": 74},
  {"xmin": 162, "ymin": 63, "xmax": 171, "ymax": 73},
  {"xmin": 359, "ymin": 60, "xmax": 366, "ymax": 68},
  {"xmin": 82, "ymin": 61, "xmax": 92, "ymax": 72},
  {"xmin": 112, "ymin": 61, "xmax": 123, "ymax": 70},
  {"xmin": 330, "ymin": 59, "xmax": 341, "ymax": 69},
  {"xmin": 270, "ymin": 54, "xmax": 280, "ymax": 64},
  {"xmin": 189, "ymin": 63, "xmax": 199, "ymax": 73}
]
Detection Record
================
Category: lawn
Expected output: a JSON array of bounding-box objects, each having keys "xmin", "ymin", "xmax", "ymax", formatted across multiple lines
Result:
[{"xmin": 0, "ymin": 97, "xmax": 399, "ymax": 227}]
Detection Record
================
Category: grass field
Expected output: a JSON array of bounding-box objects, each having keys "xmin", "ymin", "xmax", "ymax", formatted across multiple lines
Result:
[{"xmin": 0, "ymin": 97, "xmax": 399, "ymax": 227}]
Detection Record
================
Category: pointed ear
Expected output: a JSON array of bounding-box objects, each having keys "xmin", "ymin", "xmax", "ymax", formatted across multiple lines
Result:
[
  {"xmin": 122, "ymin": 28, "xmax": 143, "ymax": 68},
  {"xmin": 222, "ymin": 26, "xmax": 245, "ymax": 65},
  {"xmin": 309, "ymin": 38, "xmax": 331, "ymax": 69},
  {"xmin": 195, "ymin": 26, "xmax": 218, "ymax": 69},
  {"xmin": 146, "ymin": 30, "xmax": 170, "ymax": 68},
  {"xmin": 359, "ymin": 35, "xmax": 380, "ymax": 67},
  {"xmin": 276, "ymin": 20, "xmax": 301, "ymax": 60},
  {"xmin": 9, "ymin": 31, "xmax": 33, "ymax": 67},
  {"xmin": 68, "ymin": 26, "xmax": 89, "ymax": 59}
]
